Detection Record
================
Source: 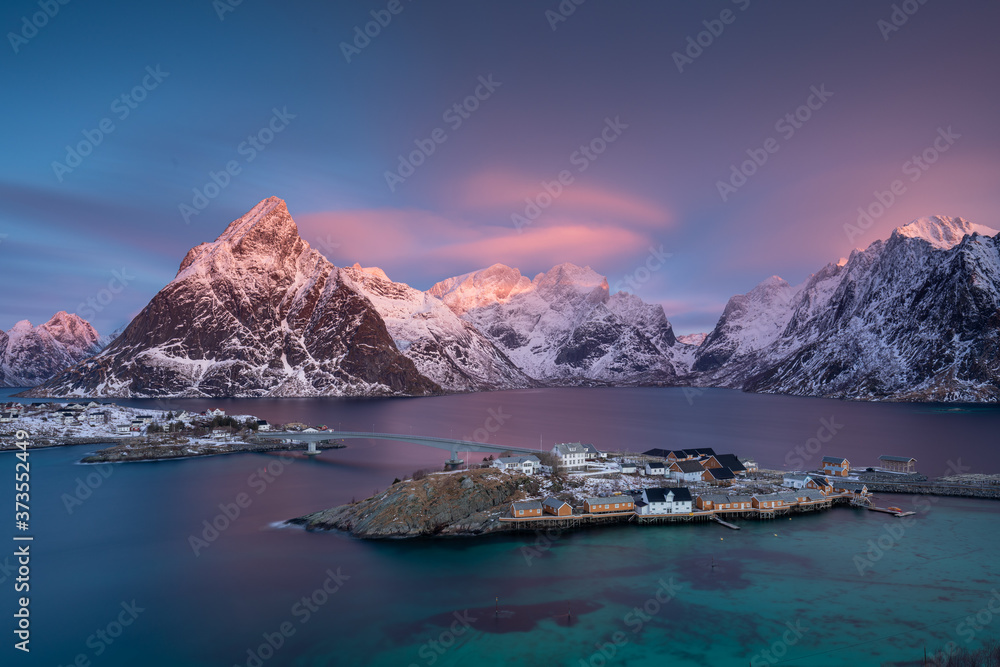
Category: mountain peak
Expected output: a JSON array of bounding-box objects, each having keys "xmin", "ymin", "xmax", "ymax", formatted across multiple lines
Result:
[
  {"xmin": 534, "ymin": 263, "xmax": 607, "ymax": 291},
  {"xmin": 893, "ymin": 216, "xmax": 998, "ymax": 251},
  {"xmin": 176, "ymin": 197, "xmax": 307, "ymax": 278}
]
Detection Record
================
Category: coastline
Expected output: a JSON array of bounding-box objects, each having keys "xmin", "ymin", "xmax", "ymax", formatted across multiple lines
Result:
[{"xmin": 292, "ymin": 467, "xmax": 1000, "ymax": 540}]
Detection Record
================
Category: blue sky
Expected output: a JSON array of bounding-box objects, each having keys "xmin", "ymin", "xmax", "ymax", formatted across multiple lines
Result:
[{"xmin": 1, "ymin": 0, "xmax": 999, "ymax": 335}]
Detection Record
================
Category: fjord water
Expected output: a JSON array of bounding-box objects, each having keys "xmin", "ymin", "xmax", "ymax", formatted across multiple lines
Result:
[{"xmin": 3, "ymin": 387, "xmax": 1000, "ymax": 667}]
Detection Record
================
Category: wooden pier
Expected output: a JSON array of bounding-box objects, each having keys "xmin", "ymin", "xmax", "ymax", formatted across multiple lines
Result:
[{"xmin": 710, "ymin": 515, "xmax": 741, "ymax": 530}]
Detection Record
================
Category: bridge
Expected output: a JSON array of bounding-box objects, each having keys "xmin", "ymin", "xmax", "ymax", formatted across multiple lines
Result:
[{"xmin": 252, "ymin": 430, "xmax": 541, "ymax": 465}]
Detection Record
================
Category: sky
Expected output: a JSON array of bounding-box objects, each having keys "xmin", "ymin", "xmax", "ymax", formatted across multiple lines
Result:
[{"xmin": 1, "ymin": 0, "xmax": 999, "ymax": 336}]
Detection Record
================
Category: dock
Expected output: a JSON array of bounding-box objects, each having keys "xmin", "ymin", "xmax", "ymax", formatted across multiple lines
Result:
[
  {"xmin": 710, "ymin": 515, "xmax": 741, "ymax": 530},
  {"xmin": 868, "ymin": 506, "xmax": 917, "ymax": 517}
]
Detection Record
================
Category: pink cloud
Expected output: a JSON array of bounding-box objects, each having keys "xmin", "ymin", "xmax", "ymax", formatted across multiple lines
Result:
[
  {"xmin": 454, "ymin": 170, "xmax": 672, "ymax": 226},
  {"xmin": 295, "ymin": 208, "xmax": 651, "ymax": 281}
]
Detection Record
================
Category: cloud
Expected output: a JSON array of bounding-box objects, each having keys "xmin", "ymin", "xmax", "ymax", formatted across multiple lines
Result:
[
  {"xmin": 453, "ymin": 169, "xmax": 672, "ymax": 226},
  {"xmin": 296, "ymin": 208, "xmax": 651, "ymax": 283}
]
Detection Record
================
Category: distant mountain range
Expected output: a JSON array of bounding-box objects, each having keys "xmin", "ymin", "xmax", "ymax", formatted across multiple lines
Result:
[
  {"xmin": 0, "ymin": 312, "xmax": 103, "ymax": 387},
  {"xmin": 14, "ymin": 199, "xmax": 1000, "ymax": 402}
]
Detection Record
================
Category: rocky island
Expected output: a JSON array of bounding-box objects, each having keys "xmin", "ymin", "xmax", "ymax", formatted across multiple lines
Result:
[{"xmin": 291, "ymin": 468, "xmax": 539, "ymax": 538}]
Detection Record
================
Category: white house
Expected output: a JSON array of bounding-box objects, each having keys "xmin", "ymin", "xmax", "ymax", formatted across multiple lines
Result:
[
  {"xmin": 208, "ymin": 408, "xmax": 226, "ymax": 417},
  {"xmin": 492, "ymin": 455, "xmax": 542, "ymax": 475},
  {"xmin": 116, "ymin": 424, "xmax": 133, "ymax": 435},
  {"xmin": 256, "ymin": 420, "xmax": 271, "ymax": 432},
  {"xmin": 0, "ymin": 412, "xmax": 15, "ymax": 424},
  {"xmin": 620, "ymin": 461, "xmax": 638, "ymax": 474},
  {"xmin": 644, "ymin": 461, "xmax": 666, "ymax": 476},
  {"xmin": 669, "ymin": 460, "xmax": 705, "ymax": 483},
  {"xmin": 782, "ymin": 473, "xmax": 812, "ymax": 489},
  {"xmin": 552, "ymin": 442, "xmax": 588, "ymax": 470},
  {"xmin": 582, "ymin": 443, "xmax": 606, "ymax": 460},
  {"xmin": 636, "ymin": 487, "xmax": 693, "ymax": 515}
]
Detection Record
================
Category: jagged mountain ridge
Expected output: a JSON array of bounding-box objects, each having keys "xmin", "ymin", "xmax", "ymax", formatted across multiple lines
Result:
[
  {"xmin": 25, "ymin": 198, "xmax": 440, "ymax": 398},
  {"xmin": 0, "ymin": 312, "xmax": 103, "ymax": 387},
  {"xmin": 14, "ymin": 202, "xmax": 1000, "ymax": 402},
  {"xmin": 695, "ymin": 216, "xmax": 1000, "ymax": 401},
  {"xmin": 429, "ymin": 263, "xmax": 691, "ymax": 385}
]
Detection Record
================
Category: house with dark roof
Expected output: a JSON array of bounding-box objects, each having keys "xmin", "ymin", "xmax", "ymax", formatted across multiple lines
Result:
[
  {"xmin": 581, "ymin": 443, "xmax": 605, "ymax": 460},
  {"xmin": 510, "ymin": 500, "xmax": 543, "ymax": 518},
  {"xmin": 637, "ymin": 487, "xmax": 692, "ymax": 515},
  {"xmin": 878, "ymin": 455, "xmax": 917, "ymax": 473},
  {"xmin": 669, "ymin": 459, "xmax": 705, "ymax": 482},
  {"xmin": 702, "ymin": 466, "xmax": 736, "ymax": 485},
  {"xmin": 821, "ymin": 456, "xmax": 850, "ymax": 477},
  {"xmin": 542, "ymin": 497, "xmax": 572, "ymax": 516},
  {"xmin": 806, "ymin": 476, "xmax": 833, "ymax": 494},
  {"xmin": 704, "ymin": 454, "xmax": 746, "ymax": 474},
  {"xmin": 644, "ymin": 461, "xmax": 666, "ymax": 476}
]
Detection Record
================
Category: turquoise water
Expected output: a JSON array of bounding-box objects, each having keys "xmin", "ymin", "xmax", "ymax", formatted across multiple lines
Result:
[{"xmin": 1, "ymin": 387, "xmax": 998, "ymax": 666}]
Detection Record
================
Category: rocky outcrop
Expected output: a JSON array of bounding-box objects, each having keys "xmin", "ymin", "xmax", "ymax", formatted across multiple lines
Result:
[{"xmin": 292, "ymin": 468, "xmax": 538, "ymax": 538}]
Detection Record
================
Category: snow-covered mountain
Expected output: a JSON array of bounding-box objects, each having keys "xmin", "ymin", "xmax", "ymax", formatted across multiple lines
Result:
[
  {"xmin": 19, "ymin": 200, "xmax": 997, "ymax": 402},
  {"xmin": 676, "ymin": 333, "xmax": 707, "ymax": 347},
  {"xmin": 696, "ymin": 216, "xmax": 1000, "ymax": 401},
  {"xmin": 429, "ymin": 263, "xmax": 691, "ymax": 385},
  {"xmin": 0, "ymin": 312, "xmax": 103, "ymax": 386},
  {"xmin": 339, "ymin": 264, "xmax": 534, "ymax": 392},
  {"xmin": 25, "ymin": 198, "xmax": 440, "ymax": 398}
]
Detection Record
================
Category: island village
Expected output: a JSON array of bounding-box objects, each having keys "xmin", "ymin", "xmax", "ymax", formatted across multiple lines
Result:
[
  {"xmin": 489, "ymin": 443, "xmax": 923, "ymax": 528},
  {"xmin": 0, "ymin": 399, "xmax": 947, "ymax": 530}
]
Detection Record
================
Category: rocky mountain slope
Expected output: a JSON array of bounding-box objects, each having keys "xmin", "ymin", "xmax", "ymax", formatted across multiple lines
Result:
[
  {"xmin": 429, "ymin": 263, "xmax": 692, "ymax": 385},
  {"xmin": 695, "ymin": 216, "xmax": 1000, "ymax": 401},
  {"xmin": 0, "ymin": 312, "xmax": 103, "ymax": 386},
  {"xmin": 24, "ymin": 198, "xmax": 440, "ymax": 398},
  {"xmin": 339, "ymin": 264, "xmax": 534, "ymax": 392}
]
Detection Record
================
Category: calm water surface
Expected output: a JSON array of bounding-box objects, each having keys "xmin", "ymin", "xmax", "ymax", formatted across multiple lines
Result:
[{"xmin": 1, "ymin": 387, "xmax": 998, "ymax": 666}]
